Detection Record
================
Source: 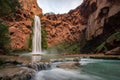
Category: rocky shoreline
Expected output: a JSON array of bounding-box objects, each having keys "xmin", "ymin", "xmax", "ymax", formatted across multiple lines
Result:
[
  {"xmin": 0, "ymin": 56, "xmax": 51, "ymax": 80},
  {"xmin": 0, "ymin": 53, "xmax": 120, "ymax": 80}
]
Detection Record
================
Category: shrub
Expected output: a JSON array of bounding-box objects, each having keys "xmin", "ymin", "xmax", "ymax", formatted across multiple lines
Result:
[
  {"xmin": 106, "ymin": 32, "xmax": 120, "ymax": 43},
  {"xmin": 47, "ymin": 42, "xmax": 80, "ymax": 54},
  {"xmin": 41, "ymin": 26, "xmax": 48, "ymax": 49},
  {"xmin": 95, "ymin": 32, "xmax": 120, "ymax": 53},
  {"xmin": 95, "ymin": 42, "xmax": 107, "ymax": 53}
]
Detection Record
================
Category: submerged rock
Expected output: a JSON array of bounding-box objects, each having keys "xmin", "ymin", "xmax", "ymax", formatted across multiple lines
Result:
[
  {"xmin": 0, "ymin": 58, "xmax": 51, "ymax": 80},
  {"xmin": 56, "ymin": 62, "xmax": 80, "ymax": 69}
]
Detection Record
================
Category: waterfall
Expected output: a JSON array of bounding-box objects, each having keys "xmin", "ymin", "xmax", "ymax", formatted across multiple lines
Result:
[
  {"xmin": 32, "ymin": 15, "xmax": 42, "ymax": 54},
  {"xmin": 32, "ymin": 15, "xmax": 42, "ymax": 62}
]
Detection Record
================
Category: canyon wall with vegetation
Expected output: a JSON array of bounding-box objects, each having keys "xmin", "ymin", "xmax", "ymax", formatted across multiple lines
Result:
[
  {"xmin": 80, "ymin": 0, "xmax": 120, "ymax": 53},
  {"xmin": 0, "ymin": 0, "xmax": 119, "ymax": 54},
  {"xmin": 42, "ymin": 0, "xmax": 120, "ymax": 53}
]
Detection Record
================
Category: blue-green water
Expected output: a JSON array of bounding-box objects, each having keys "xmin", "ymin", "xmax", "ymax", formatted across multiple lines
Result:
[
  {"xmin": 35, "ymin": 58, "xmax": 120, "ymax": 80},
  {"xmin": 80, "ymin": 58, "xmax": 120, "ymax": 80}
]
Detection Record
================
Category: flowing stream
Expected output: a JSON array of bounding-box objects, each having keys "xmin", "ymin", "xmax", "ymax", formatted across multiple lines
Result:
[{"xmin": 35, "ymin": 58, "xmax": 120, "ymax": 80}]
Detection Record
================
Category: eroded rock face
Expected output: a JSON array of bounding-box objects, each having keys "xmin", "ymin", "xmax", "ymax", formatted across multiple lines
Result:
[
  {"xmin": 84, "ymin": 0, "xmax": 120, "ymax": 40},
  {"xmin": 18, "ymin": 0, "xmax": 42, "ymax": 17},
  {"xmin": 42, "ymin": 0, "xmax": 120, "ymax": 47},
  {"xmin": 8, "ymin": 0, "xmax": 42, "ymax": 50},
  {"xmin": 78, "ymin": 0, "xmax": 120, "ymax": 53},
  {"xmin": 42, "ymin": 8, "xmax": 86, "ymax": 47}
]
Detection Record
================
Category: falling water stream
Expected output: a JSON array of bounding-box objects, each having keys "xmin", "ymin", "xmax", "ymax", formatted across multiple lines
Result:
[
  {"xmin": 32, "ymin": 15, "xmax": 42, "ymax": 62},
  {"xmin": 32, "ymin": 15, "xmax": 42, "ymax": 53}
]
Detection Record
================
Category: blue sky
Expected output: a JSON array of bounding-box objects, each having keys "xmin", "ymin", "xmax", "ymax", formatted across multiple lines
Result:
[{"xmin": 37, "ymin": 0, "xmax": 83, "ymax": 14}]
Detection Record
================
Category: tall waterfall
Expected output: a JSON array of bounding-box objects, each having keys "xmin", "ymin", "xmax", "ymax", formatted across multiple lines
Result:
[{"xmin": 32, "ymin": 15, "xmax": 42, "ymax": 54}]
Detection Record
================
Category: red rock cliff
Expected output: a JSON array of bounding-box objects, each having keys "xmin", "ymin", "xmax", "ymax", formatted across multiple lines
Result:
[
  {"xmin": 8, "ymin": 0, "xmax": 42, "ymax": 50},
  {"xmin": 42, "ymin": 7, "xmax": 86, "ymax": 47},
  {"xmin": 42, "ymin": 0, "xmax": 120, "ymax": 48}
]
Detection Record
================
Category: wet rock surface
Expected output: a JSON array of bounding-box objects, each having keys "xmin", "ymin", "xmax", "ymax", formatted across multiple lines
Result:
[
  {"xmin": 0, "ymin": 66, "xmax": 36, "ymax": 80},
  {"xmin": 51, "ymin": 58, "xmax": 80, "ymax": 69},
  {"xmin": 0, "ymin": 59, "xmax": 51, "ymax": 80}
]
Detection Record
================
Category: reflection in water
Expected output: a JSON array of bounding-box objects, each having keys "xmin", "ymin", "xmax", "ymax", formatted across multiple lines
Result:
[{"xmin": 35, "ymin": 58, "xmax": 120, "ymax": 80}]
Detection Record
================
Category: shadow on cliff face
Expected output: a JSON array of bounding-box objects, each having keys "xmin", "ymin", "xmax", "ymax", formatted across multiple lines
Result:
[{"xmin": 80, "ymin": 12, "xmax": 120, "ymax": 53}]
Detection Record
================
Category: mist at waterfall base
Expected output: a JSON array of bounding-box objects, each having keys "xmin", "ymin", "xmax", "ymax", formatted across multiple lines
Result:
[{"xmin": 35, "ymin": 58, "xmax": 120, "ymax": 80}]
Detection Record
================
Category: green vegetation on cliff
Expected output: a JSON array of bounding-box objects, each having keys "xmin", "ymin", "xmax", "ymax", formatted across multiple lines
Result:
[
  {"xmin": 47, "ymin": 42, "xmax": 80, "ymax": 54},
  {"xmin": 0, "ymin": 0, "xmax": 20, "ymax": 17},
  {"xmin": 41, "ymin": 27, "xmax": 48, "ymax": 49},
  {"xmin": 80, "ymin": 12, "xmax": 120, "ymax": 54},
  {"xmin": 0, "ymin": 23, "xmax": 10, "ymax": 53},
  {"xmin": 95, "ymin": 32, "xmax": 120, "ymax": 53},
  {"xmin": 80, "ymin": 31, "xmax": 120, "ymax": 53}
]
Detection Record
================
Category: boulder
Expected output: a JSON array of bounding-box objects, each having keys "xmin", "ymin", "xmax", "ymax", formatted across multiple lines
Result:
[{"xmin": 105, "ymin": 47, "xmax": 120, "ymax": 55}]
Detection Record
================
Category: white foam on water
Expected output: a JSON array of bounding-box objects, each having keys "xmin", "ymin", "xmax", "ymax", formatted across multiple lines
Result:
[{"xmin": 35, "ymin": 68, "xmax": 103, "ymax": 80}]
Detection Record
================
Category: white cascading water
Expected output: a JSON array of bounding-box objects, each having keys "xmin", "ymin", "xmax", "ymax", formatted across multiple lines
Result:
[
  {"xmin": 32, "ymin": 15, "xmax": 42, "ymax": 62},
  {"xmin": 32, "ymin": 15, "xmax": 42, "ymax": 54}
]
